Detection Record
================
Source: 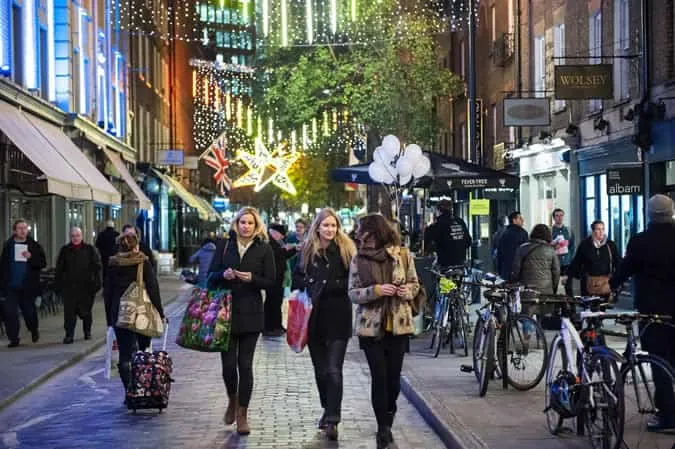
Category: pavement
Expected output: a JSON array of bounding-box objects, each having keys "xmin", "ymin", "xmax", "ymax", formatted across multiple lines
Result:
[
  {"xmin": 0, "ymin": 276, "xmax": 191, "ymax": 411},
  {"xmin": 401, "ymin": 313, "xmax": 675, "ymax": 449},
  {"xmin": 0, "ymin": 286, "xmax": 444, "ymax": 449}
]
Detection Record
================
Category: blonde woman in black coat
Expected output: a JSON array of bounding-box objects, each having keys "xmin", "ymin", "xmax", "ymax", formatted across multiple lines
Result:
[
  {"xmin": 292, "ymin": 208, "xmax": 356, "ymax": 441},
  {"xmin": 207, "ymin": 207, "xmax": 276, "ymax": 435}
]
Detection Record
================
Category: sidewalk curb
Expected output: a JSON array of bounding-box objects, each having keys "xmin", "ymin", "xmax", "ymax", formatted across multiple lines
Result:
[{"xmin": 0, "ymin": 290, "xmax": 185, "ymax": 413}]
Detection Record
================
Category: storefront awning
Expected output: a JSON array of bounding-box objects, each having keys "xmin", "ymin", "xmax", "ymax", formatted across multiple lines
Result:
[
  {"xmin": 102, "ymin": 148, "xmax": 153, "ymax": 211},
  {"xmin": 331, "ymin": 152, "xmax": 519, "ymax": 193},
  {"xmin": 21, "ymin": 112, "xmax": 121, "ymax": 205},
  {"xmin": 152, "ymin": 169, "xmax": 209, "ymax": 220},
  {"xmin": 0, "ymin": 101, "xmax": 92, "ymax": 201}
]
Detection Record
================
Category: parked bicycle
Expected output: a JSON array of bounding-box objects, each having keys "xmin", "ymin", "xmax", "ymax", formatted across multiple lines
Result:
[
  {"xmin": 426, "ymin": 264, "xmax": 471, "ymax": 357},
  {"xmin": 543, "ymin": 295, "xmax": 625, "ymax": 449},
  {"xmin": 466, "ymin": 273, "xmax": 548, "ymax": 397},
  {"xmin": 601, "ymin": 312, "xmax": 675, "ymax": 439}
]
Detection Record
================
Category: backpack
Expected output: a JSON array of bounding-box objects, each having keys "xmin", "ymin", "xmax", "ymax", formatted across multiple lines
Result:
[{"xmin": 399, "ymin": 247, "xmax": 427, "ymax": 316}]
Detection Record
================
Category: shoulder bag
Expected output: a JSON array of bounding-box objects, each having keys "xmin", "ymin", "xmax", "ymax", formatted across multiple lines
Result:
[{"xmin": 586, "ymin": 245, "xmax": 613, "ymax": 296}]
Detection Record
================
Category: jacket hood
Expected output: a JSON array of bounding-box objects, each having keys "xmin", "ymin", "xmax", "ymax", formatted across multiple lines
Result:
[{"xmin": 203, "ymin": 242, "xmax": 217, "ymax": 251}]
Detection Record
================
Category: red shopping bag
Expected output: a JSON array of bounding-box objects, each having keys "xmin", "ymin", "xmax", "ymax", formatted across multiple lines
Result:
[{"xmin": 286, "ymin": 290, "xmax": 312, "ymax": 353}]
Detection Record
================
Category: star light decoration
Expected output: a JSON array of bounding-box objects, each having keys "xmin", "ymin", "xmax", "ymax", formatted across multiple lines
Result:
[{"xmin": 232, "ymin": 139, "xmax": 300, "ymax": 196}]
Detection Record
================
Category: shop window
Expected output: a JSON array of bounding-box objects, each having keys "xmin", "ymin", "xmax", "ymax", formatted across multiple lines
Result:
[{"xmin": 537, "ymin": 174, "xmax": 556, "ymax": 225}]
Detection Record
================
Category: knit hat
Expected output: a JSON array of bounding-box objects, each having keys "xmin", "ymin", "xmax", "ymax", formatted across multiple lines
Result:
[
  {"xmin": 268, "ymin": 223, "xmax": 287, "ymax": 236},
  {"xmin": 647, "ymin": 194, "xmax": 675, "ymax": 224}
]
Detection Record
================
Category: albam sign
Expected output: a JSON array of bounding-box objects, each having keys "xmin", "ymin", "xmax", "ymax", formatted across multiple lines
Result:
[{"xmin": 608, "ymin": 184, "xmax": 641, "ymax": 195}]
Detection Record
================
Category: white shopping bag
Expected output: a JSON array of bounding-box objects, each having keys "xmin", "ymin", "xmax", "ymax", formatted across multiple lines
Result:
[
  {"xmin": 104, "ymin": 327, "xmax": 118, "ymax": 380},
  {"xmin": 413, "ymin": 312, "xmax": 424, "ymax": 336}
]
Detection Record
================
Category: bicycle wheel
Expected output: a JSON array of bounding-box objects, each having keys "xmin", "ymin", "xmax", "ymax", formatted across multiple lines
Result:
[
  {"xmin": 544, "ymin": 335, "xmax": 569, "ymax": 435},
  {"xmin": 472, "ymin": 317, "xmax": 484, "ymax": 382},
  {"xmin": 433, "ymin": 322, "xmax": 446, "ymax": 358},
  {"xmin": 586, "ymin": 352, "xmax": 624, "ymax": 449},
  {"xmin": 620, "ymin": 353, "xmax": 675, "ymax": 439},
  {"xmin": 501, "ymin": 314, "xmax": 549, "ymax": 391},
  {"xmin": 454, "ymin": 301, "xmax": 469, "ymax": 357},
  {"xmin": 478, "ymin": 319, "xmax": 496, "ymax": 397}
]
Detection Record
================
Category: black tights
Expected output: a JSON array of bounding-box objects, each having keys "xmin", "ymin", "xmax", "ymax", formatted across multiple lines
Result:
[
  {"xmin": 220, "ymin": 332, "xmax": 259, "ymax": 407},
  {"xmin": 114, "ymin": 327, "xmax": 151, "ymax": 391}
]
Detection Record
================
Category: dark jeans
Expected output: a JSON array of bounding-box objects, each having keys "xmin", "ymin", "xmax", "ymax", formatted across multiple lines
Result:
[
  {"xmin": 560, "ymin": 265, "xmax": 574, "ymax": 296},
  {"xmin": 308, "ymin": 337, "xmax": 348, "ymax": 424},
  {"xmin": 1, "ymin": 289, "xmax": 38, "ymax": 343},
  {"xmin": 114, "ymin": 327, "xmax": 151, "ymax": 391},
  {"xmin": 63, "ymin": 294, "xmax": 95, "ymax": 338},
  {"xmin": 264, "ymin": 287, "xmax": 284, "ymax": 331},
  {"xmin": 220, "ymin": 332, "xmax": 259, "ymax": 407},
  {"xmin": 641, "ymin": 322, "xmax": 675, "ymax": 418},
  {"xmin": 361, "ymin": 334, "xmax": 409, "ymax": 428}
]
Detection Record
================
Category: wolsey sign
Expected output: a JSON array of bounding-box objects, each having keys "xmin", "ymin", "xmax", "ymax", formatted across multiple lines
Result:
[
  {"xmin": 554, "ymin": 64, "xmax": 613, "ymax": 100},
  {"xmin": 606, "ymin": 167, "xmax": 643, "ymax": 195}
]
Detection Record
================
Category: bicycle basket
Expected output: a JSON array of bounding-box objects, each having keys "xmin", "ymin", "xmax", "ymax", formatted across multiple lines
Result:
[
  {"xmin": 439, "ymin": 277, "xmax": 457, "ymax": 294},
  {"xmin": 548, "ymin": 370, "xmax": 583, "ymax": 419}
]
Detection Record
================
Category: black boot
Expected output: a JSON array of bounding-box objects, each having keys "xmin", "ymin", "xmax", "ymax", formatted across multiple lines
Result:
[
  {"xmin": 325, "ymin": 423, "xmax": 338, "ymax": 441},
  {"xmin": 82, "ymin": 316, "xmax": 92, "ymax": 340},
  {"xmin": 376, "ymin": 427, "xmax": 391, "ymax": 449},
  {"xmin": 317, "ymin": 412, "xmax": 327, "ymax": 430},
  {"xmin": 386, "ymin": 412, "xmax": 395, "ymax": 443},
  {"xmin": 63, "ymin": 336, "xmax": 74, "ymax": 344}
]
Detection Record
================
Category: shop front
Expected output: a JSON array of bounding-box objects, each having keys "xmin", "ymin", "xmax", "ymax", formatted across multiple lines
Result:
[
  {"xmin": 0, "ymin": 99, "xmax": 121, "ymax": 264},
  {"xmin": 511, "ymin": 138, "xmax": 570, "ymax": 230},
  {"xmin": 647, "ymin": 119, "xmax": 675, "ymax": 204},
  {"xmin": 576, "ymin": 136, "xmax": 644, "ymax": 255}
]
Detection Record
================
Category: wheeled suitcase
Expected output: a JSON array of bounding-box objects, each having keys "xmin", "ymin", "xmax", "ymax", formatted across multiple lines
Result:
[{"xmin": 126, "ymin": 329, "xmax": 173, "ymax": 413}]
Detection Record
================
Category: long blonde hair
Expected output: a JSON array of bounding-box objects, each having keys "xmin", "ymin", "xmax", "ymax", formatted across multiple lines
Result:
[
  {"xmin": 301, "ymin": 208, "xmax": 356, "ymax": 270},
  {"xmin": 232, "ymin": 207, "xmax": 268, "ymax": 242}
]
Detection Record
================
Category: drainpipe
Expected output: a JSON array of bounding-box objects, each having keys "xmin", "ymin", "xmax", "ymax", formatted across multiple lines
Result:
[
  {"xmin": 641, "ymin": 0, "xmax": 651, "ymax": 223},
  {"xmin": 515, "ymin": 0, "xmax": 523, "ymax": 144}
]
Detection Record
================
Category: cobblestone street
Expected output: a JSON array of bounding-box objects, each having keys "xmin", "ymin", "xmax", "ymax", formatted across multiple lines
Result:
[{"xmin": 0, "ymin": 292, "xmax": 444, "ymax": 449}]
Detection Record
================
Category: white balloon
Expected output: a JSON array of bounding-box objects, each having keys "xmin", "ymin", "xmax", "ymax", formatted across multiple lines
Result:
[
  {"xmin": 396, "ymin": 156, "xmax": 415, "ymax": 178},
  {"xmin": 369, "ymin": 162, "xmax": 395, "ymax": 184},
  {"xmin": 399, "ymin": 173, "xmax": 413, "ymax": 186},
  {"xmin": 404, "ymin": 144, "xmax": 423, "ymax": 162},
  {"xmin": 374, "ymin": 147, "xmax": 394, "ymax": 166},
  {"xmin": 412, "ymin": 155, "xmax": 431, "ymax": 178},
  {"xmin": 382, "ymin": 135, "xmax": 401, "ymax": 158}
]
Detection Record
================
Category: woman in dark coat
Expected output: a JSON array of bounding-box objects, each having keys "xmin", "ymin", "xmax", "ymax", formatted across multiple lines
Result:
[
  {"xmin": 55, "ymin": 227, "xmax": 102, "ymax": 344},
  {"xmin": 292, "ymin": 208, "xmax": 356, "ymax": 441},
  {"xmin": 207, "ymin": 207, "xmax": 276, "ymax": 436},
  {"xmin": 103, "ymin": 233, "xmax": 163, "ymax": 401},
  {"xmin": 569, "ymin": 220, "xmax": 621, "ymax": 297}
]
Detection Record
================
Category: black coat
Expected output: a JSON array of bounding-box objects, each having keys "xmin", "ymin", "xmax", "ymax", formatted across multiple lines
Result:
[
  {"xmin": 269, "ymin": 238, "xmax": 295, "ymax": 288},
  {"xmin": 103, "ymin": 258, "xmax": 163, "ymax": 327},
  {"xmin": 292, "ymin": 243, "xmax": 352, "ymax": 341},
  {"xmin": 95, "ymin": 227, "xmax": 119, "ymax": 268},
  {"xmin": 207, "ymin": 235, "xmax": 276, "ymax": 335},
  {"xmin": 611, "ymin": 223, "xmax": 675, "ymax": 315},
  {"xmin": 569, "ymin": 237, "xmax": 620, "ymax": 296},
  {"xmin": 424, "ymin": 213, "xmax": 472, "ymax": 267},
  {"xmin": 497, "ymin": 225, "xmax": 529, "ymax": 280},
  {"xmin": 0, "ymin": 237, "xmax": 47, "ymax": 298},
  {"xmin": 55, "ymin": 243, "xmax": 102, "ymax": 303}
]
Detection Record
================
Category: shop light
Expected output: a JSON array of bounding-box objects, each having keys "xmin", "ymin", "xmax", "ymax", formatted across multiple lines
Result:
[{"xmin": 0, "ymin": 65, "xmax": 10, "ymax": 77}]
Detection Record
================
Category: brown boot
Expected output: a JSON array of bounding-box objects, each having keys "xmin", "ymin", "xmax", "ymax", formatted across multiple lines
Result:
[
  {"xmin": 236, "ymin": 407, "xmax": 251, "ymax": 435},
  {"xmin": 224, "ymin": 395, "xmax": 238, "ymax": 425}
]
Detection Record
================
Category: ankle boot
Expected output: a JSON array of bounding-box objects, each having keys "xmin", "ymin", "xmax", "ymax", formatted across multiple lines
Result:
[
  {"xmin": 325, "ymin": 423, "xmax": 338, "ymax": 441},
  {"xmin": 236, "ymin": 407, "xmax": 251, "ymax": 435},
  {"xmin": 376, "ymin": 427, "xmax": 391, "ymax": 449},
  {"xmin": 224, "ymin": 395, "xmax": 238, "ymax": 425},
  {"xmin": 386, "ymin": 412, "xmax": 395, "ymax": 442}
]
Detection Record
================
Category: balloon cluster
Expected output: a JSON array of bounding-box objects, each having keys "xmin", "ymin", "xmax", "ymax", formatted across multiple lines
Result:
[{"xmin": 368, "ymin": 135, "xmax": 431, "ymax": 185}]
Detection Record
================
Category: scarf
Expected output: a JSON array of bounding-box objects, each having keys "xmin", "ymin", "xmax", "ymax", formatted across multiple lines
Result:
[
  {"xmin": 592, "ymin": 236, "xmax": 607, "ymax": 249},
  {"xmin": 355, "ymin": 247, "xmax": 393, "ymax": 287},
  {"xmin": 109, "ymin": 251, "xmax": 147, "ymax": 267}
]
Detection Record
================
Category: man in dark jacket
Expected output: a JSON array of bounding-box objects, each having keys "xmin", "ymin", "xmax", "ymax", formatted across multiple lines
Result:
[
  {"xmin": 610, "ymin": 194, "xmax": 675, "ymax": 432},
  {"xmin": 497, "ymin": 211, "xmax": 529, "ymax": 281},
  {"xmin": 424, "ymin": 199, "xmax": 471, "ymax": 268},
  {"xmin": 0, "ymin": 219, "xmax": 47, "ymax": 347},
  {"xmin": 265, "ymin": 224, "xmax": 295, "ymax": 337},
  {"xmin": 95, "ymin": 221, "xmax": 119, "ymax": 280},
  {"xmin": 56, "ymin": 227, "xmax": 103, "ymax": 344}
]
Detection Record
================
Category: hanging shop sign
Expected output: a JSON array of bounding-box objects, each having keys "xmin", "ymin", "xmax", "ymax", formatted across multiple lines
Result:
[
  {"xmin": 606, "ymin": 166, "xmax": 643, "ymax": 195},
  {"xmin": 157, "ymin": 149, "xmax": 185, "ymax": 166},
  {"xmin": 503, "ymin": 98, "xmax": 551, "ymax": 127},
  {"xmin": 468, "ymin": 98, "xmax": 484, "ymax": 161},
  {"xmin": 554, "ymin": 65, "xmax": 614, "ymax": 100},
  {"xmin": 445, "ymin": 176, "xmax": 519, "ymax": 190}
]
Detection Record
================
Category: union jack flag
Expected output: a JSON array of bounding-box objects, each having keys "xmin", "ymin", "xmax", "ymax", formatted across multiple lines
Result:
[{"xmin": 202, "ymin": 135, "xmax": 232, "ymax": 194}]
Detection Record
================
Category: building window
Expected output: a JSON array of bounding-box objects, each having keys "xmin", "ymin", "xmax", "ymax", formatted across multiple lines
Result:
[
  {"xmin": 507, "ymin": 0, "xmax": 514, "ymax": 35},
  {"xmin": 589, "ymin": 11, "xmax": 602, "ymax": 112},
  {"xmin": 553, "ymin": 23, "xmax": 566, "ymax": 111},
  {"xmin": 491, "ymin": 5, "xmax": 496, "ymax": 43},
  {"xmin": 534, "ymin": 35, "xmax": 545, "ymax": 98},
  {"xmin": 492, "ymin": 103, "xmax": 497, "ymax": 146},
  {"xmin": 11, "ymin": 5, "xmax": 22, "ymax": 85},
  {"xmin": 614, "ymin": 0, "xmax": 630, "ymax": 101},
  {"xmin": 509, "ymin": 126, "xmax": 516, "ymax": 145},
  {"xmin": 460, "ymin": 40, "xmax": 466, "ymax": 78}
]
